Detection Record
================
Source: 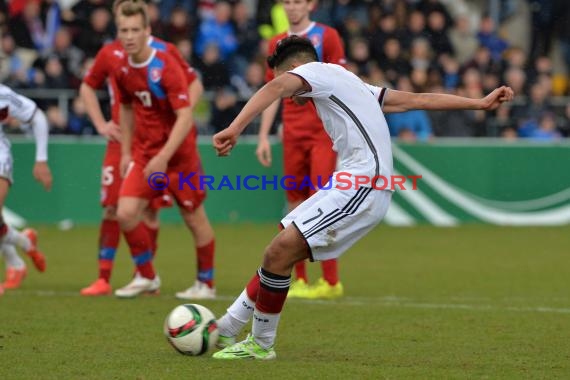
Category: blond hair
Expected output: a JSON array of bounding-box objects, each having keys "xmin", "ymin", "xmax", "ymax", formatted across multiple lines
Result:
[{"xmin": 116, "ymin": 0, "xmax": 149, "ymax": 26}]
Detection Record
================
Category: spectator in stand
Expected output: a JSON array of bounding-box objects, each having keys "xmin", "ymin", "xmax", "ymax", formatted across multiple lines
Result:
[
  {"xmin": 402, "ymin": 10, "xmax": 428, "ymax": 51},
  {"xmin": 74, "ymin": 6, "xmax": 113, "ymax": 57},
  {"xmin": 231, "ymin": 1, "xmax": 260, "ymax": 77},
  {"xmin": 462, "ymin": 46, "xmax": 501, "ymax": 78},
  {"xmin": 68, "ymin": 97, "xmax": 96, "ymax": 135},
  {"xmin": 209, "ymin": 87, "xmax": 239, "ymax": 134},
  {"xmin": 0, "ymin": 34, "xmax": 33, "ymax": 88},
  {"xmin": 42, "ymin": 55, "xmax": 70, "ymax": 90},
  {"xmin": 176, "ymin": 38, "xmax": 193, "ymax": 64},
  {"xmin": 45, "ymin": 27, "xmax": 84, "ymax": 88},
  {"xmin": 503, "ymin": 67, "xmax": 527, "ymax": 96},
  {"xmin": 426, "ymin": 10, "xmax": 453, "ymax": 57},
  {"xmin": 385, "ymin": 77, "xmax": 433, "ymax": 141},
  {"xmin": 147, "ymin": 2, "xmax": 167, "ymax": 40},
  {"xmin": 195, "ymin": 42, "xmax": 231, "ymax": 91},
  {"xmin": 440, "ymin": 54, "xmax": 460, "ymax": 90},
  {"xmin": 164, "ymin": 6, "xmax": 193, "ymax": 44},
  {"xmin": 337, "ymin": 11, "xmax": 366, "ymax": 48},
  {"xmin": 477, "ymin": 15, "xmax": 508, "ymax": 62},
  {"xmin": 195, "ymin": 1, "xmax": 237, "ymax": 61},
  {"xmin": 348, "ymin": 37, "xmax": 372, "ymax": 78},
  {"xmin": 378, "ymin": 38, "xmax": 410, "ymax": 84},
  {"xmin": 417, "ymin": 0, "xmax": 453, "ymax": 28},
  {"xmin": 67, "ymin": 0, "xmax": 108, "ymax": 27},
  {"xmin": 529, "ymin": 112, "xmax": 562, "ymax": 140},
  {"xmin": 8, "ymin": 0, "xmax": 60, "ymax": 54},
  {"xmin": 526, "ymin": 55, "xmax": 553, "ymax": 86},
  {"xmin": 502, "ymin": 46, "xmax": 527, "ymax": 71},
  {"xmin": 513, "ymin": 82, "xmax": 553, "ymax": 136},
  {"xmin": 409, "ymin": 37, "xmax": 433, "ymax": 71},
  {"xmin": 159, "ymin": 0, "xmax": 196, "ymax": 22},
  {"xmin": 448, "ymin": 15, "xmax": 478, "ymax": 65},
  {"xmin": 232, "ymin": 61, "xmax": 265, "ymax": 101},
  {"xmin": 45, "ymin": 105, "xmax": 67, "ymax": 135},
  {"xmin": 369, "ymin": 13, "xmax": 401, "ymax": 63}
]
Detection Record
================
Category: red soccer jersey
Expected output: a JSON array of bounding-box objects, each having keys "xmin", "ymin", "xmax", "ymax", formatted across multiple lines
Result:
[
  {"xmin": 265, "ymin": 22, "xmax": 346, "ymax": 142},
  {"xmin": 83, "ymin": 37, "xmax": 197, "ymax": 126},
  {"xmin": 115, "ymin": 49, "xmax": 191, "ymax": 162}
]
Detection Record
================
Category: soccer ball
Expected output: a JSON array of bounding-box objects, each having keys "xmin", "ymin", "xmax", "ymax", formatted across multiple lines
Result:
[{"xmin": 163, "ymin": 304, "xmax": 219, "ymax": 356}]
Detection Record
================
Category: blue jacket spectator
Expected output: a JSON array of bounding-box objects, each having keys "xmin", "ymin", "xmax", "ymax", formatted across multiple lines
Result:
[
  {"xmin": 195, "ymin": 1, "xmax": 237, "ymax": 61},
  {"xmin": 477, "ymin": 16, "xmax": 508, "ymax": 61},
  {"xmin": 386, "ymin": 110, "xmax": 433, "ymax": 141}
]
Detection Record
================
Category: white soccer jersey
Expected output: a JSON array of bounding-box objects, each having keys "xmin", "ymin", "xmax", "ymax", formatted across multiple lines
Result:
[
  {"xmin": 0, "ymin": 84, "xmax": 37, "ymax": 125},
  {"xmin": 289, "ymin": 62, "xmax": 393, "ymax": 180}
]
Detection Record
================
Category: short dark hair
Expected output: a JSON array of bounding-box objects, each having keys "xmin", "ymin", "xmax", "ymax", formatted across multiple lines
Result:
[{"xmin": 267, "ymin": 36, "xmax": 318, "ymax": 69}]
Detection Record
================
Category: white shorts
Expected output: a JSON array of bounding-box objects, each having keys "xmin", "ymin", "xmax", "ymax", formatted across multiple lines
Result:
[
  {"xmin": 281, "ymin": 186, "xmax": 392, "ymax": 262},
  {"xmin": 0, "ymin": 138, "xmax": 13, "ymax": 184}
]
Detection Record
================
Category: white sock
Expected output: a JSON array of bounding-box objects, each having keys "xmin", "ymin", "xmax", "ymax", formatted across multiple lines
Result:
[
  {"xmin": 2, "ymin": 226, "xmax": 31, "ymax": 251},
  {"xmin": 252, "ymin": 308, "xmax": 280, "ymax": 349},
  {"xmin": 2, "ymin": 243, "xmax": 25, "ymax": 269},
  {"xmin": 218, "ymin": 289, "xmax": 255, "ymax": 337}
]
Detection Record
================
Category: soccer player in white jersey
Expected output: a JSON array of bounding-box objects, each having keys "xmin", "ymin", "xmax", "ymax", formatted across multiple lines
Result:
[
  {"xmin": 0, "ymin": 84, "xmax": 51, "ymax": 293},
  {"xmin": 212, "ymin": 36, "xmax": 514, "ymax": 359}
]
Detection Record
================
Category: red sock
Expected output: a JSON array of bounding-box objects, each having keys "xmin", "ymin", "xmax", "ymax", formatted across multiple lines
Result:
[
  {"xmin": 98, "ymin": 219, "xmax": 120, "ymax": 282},
  {"xmin": 256, "ymin": 268, "xmax": 290, "ymax": 313},
  {"xmin": 123, "ymin": 223, "xmax": 155, "ymax": 279},
  {"xmin": 321, "ymin": 259, "xmax": 339, "ymax": 285},
  {"xmin": 196, "ymin": 239, "xmax": 215, "ymax": 287},
  {"xmin": 144, "ymin": 225, "xmax": 159, "ymax": 258},
  {"xmin": 294, "ymin": 261, "xmax": 308, "ymax": 282},
  {"xmin": 0, "ymin": 223, "xmax": 7, "ymax": 238},
  {"xmin": 245, "ymin": 271, "xmax": 260, "ymax": 300}
]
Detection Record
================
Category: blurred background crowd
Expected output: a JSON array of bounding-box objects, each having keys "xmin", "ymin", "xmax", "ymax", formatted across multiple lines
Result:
[{"xmin": 0, "ymin": 0, "xmax": 569, "ymax": 140}]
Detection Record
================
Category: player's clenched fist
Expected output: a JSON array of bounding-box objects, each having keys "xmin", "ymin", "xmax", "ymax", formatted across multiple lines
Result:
[{"xmin": 213, "ymin": 127, "xmax": 239, "ymax": 157}]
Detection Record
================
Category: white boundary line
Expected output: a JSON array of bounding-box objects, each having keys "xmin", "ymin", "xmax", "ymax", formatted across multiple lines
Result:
[{"xmin": 4, "ymin": 291, "xmax": 570, "ymax": 315}]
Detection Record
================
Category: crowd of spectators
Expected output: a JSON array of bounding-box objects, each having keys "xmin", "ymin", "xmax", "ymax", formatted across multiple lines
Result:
[{"xmin": 0, "ymin": 0, "xmax": 568, "ymax": 140}]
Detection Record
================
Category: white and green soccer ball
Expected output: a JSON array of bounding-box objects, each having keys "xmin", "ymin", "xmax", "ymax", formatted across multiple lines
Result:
[{"xmin": 164, "ymin": 304, "xmax": 219, "ymax": 356}]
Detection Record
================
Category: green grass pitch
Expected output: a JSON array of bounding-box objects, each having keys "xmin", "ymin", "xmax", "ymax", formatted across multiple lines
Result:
[{"xmin": 1, "ymin": 224, "xmax": 569, "ymax": 379}]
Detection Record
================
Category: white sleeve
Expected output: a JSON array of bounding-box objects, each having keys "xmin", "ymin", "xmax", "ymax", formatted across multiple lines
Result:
[
  {"xmin": 3, "ymin": 89, "xmax": 37, "ymax": 123},
  {"xmin": 288, "ymin": 62, "xmax": 334, "ymax": 98},
  {"xmin": 364, "ymin": 83, "xmax": 388, "ymax": 109},
  {"xmin": 30, "ymin": 109, "xmax": 49, "ymax": 162}
]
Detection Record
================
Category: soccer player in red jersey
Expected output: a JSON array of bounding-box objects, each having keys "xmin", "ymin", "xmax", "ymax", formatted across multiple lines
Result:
[
  {"xmin": 255, "ymin": 0, "xmax": 346, "ymax": 299},
  {"xmin": 79, "ymin": 0, "xmax": 216, "ymax": 298},
  {"xmin": 109, "ymin": 1, "xmax": 214, "ymax": 298}
]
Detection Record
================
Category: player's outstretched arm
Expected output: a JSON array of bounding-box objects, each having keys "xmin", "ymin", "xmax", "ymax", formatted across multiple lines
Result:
[
  {"xmin": 29, "ymin": 109, "xmax": 52, "ymax": 191},
  {"xmin": 382, "ymin": 86, "xmax": 514, "ymax": 113},
  {"xmin": 79, "ymin": 83, "xmax": 121, "ymax": 141},
  {"xmin": 214, "ymin": 73, "xmax": 307, "ymax": 157}
]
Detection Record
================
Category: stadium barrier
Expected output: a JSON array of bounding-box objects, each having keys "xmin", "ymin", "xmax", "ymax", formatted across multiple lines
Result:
[{"xmin": 6, "ymin": 137, "xmax": 570, "ymax": 226}]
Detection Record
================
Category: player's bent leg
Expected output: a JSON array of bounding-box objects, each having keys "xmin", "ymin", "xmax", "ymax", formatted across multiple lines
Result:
[
  {"xmin": 176, "ymin": 205, "xmax": 216, "ymax": 300},
  {"xmin": 214, "ymin": 226, "xmax": 309, "ymax": 360},
  {"xmin": 115, "ymin": 197, "xmax": 160, "ymax": 298}
]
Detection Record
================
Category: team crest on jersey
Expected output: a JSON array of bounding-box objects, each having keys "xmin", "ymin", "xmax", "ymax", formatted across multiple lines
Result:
[
  {"xmin": 113, "ymin": 50, "xmax": 124, "ymax": 59},
  {"xmin": 150, "ymin": 67, "xmax": 162, "ymax": 82},
  {"xmin": 310, "ymin": 34, "xmax": 322, "ymax": 49}
]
